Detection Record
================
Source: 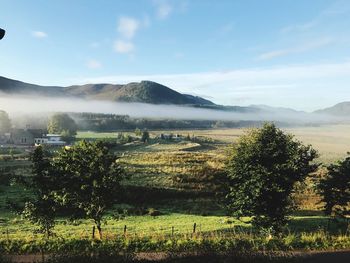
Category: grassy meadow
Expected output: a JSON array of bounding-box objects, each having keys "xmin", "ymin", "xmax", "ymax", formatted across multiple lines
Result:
[{"xmin": 1, "ymin": 124, "xmax": 350, "ymax": 255}]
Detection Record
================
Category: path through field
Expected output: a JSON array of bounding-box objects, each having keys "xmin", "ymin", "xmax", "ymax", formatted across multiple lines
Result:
[{"xmin": 4, "ymin": 250, "xmax": 350, "ymax": 262}]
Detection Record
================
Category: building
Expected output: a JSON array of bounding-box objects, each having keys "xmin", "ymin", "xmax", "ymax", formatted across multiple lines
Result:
[
  {"xmin": 159, "ymin": 133, "xmax": 182, "ymax": 140},
  {"xmin": 35, "ymin": 134, "xmax": 66, "ymax": 146},
  {"xmin": 9, "ymin": 129, "xmax": 42, "ymax": 145},
  {"xmin": 6, "ymin": 129, "xmax": 66, "ymax": 146}
]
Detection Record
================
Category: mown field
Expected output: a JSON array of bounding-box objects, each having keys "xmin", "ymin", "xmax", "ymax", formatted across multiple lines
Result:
[{"xmin": 1, "ymin": 124, "xmax": 350, "ymax": 256}]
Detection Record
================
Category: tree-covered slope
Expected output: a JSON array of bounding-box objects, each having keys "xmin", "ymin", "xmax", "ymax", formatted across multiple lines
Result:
[{"xmin": 0, "ymin": 76, "xmax": 214, "ymax": 105}]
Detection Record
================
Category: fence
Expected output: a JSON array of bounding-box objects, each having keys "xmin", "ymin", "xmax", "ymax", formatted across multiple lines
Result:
[{"xmin": 0, "ymin": 220, "xmax": 246, "ymax": 242}]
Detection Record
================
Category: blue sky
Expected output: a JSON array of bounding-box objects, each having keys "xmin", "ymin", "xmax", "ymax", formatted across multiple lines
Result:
[{"xmin": 1, "ymin": 0, "xmax": 350, "ymax": 111}]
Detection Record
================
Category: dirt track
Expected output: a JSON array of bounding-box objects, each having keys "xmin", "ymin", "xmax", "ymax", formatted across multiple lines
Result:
[{"xmin": 3, "ymin": 250, "xmax": 350, "ymax": 262}]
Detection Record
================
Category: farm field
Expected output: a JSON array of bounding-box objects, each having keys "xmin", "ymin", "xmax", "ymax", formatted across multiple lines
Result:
[
  {"xmin": 1, "ymin": 124, "xmax": 350, "ymax": 257},
  {"xmin": 77, "ymin": 124, "xmax": 350, "ymax": 163}
]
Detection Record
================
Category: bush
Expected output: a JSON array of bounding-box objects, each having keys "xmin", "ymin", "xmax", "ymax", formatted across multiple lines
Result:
[{"xmin": 147, "ymin": 208, "xmax": 162, "ymax": 217}]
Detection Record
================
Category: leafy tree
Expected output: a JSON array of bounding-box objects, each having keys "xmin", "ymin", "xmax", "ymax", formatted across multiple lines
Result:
[
  {"xmin": 47, "ymin": 113, "xmax": 77, "ymax": 137},
  {"xmin": 318, "ymin": 154, "xmax": 350, "ymax": 217},
  {"xmin": 225, "ymin": 123, "xmax": 318, "ymax": 233},
  {"xmin": 23, "ymin": 146, "xmax": 56, "ymax": 237},
  {"xmin": 53, "ymin": 141, "xmax": 125, "ymax": 238},
  {"xmin": 0, "ymin": 110, "xmax": 11, "ymax": 133},
  {"xmin": 141, "ymin": 130, "xmax": 150, "ymax": 143},
  {"xmin": 134, "ymin": 128, "xmax": 142, "ymax": 136}
]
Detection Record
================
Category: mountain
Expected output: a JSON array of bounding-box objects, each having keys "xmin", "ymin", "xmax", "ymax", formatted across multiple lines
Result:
[
  {"xmin": 0, "ymin": 76, "xmax": 214, "ymax": 106},
  {"xmin": 0, "ymin": 76, "xmax": 64, "ymax": 96},
  {"xmin": 65, "ymin": 81, "xmax": 215, "ymax": 105},
  {"xmin": 314, "ymin": 102, "xmax": 350, "ymax": 116},
  {"xmin": 250, "ymin": 104, "xmax": 306, "ymax": 114}
]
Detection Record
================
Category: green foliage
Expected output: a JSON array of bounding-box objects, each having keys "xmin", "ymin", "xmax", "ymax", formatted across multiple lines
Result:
[
  {"xmin": 141, "ymin": 130, "xmax": 150, "ymax": 143},
  {"xmin": 318, "ymin": 154, "xmax": 350, "ymax": 217},
  {"xmin": 47, "ymin": 113, "xmax": 77, "ymax": 137},
  {"xmin": 225, "ymin": 123, "xmax": 318, "ymax": 233},
  {"xmin": 52, "ymin": 141, "xmax": 125, "ymax": 238},
  {"xmin": 0, "ymin": 110, "xmax": 11, "ymax": 133},
  {"xmin": 22, "ymin": 146, "xmax": 56, "ymax": 236},
  {"xmin": 134, "ymin": 128, "xmax": 142, "ymax": 136}
]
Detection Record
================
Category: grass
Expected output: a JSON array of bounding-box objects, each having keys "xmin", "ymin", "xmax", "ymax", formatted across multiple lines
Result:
[
  {"xmin": 77, "ymin": 131, "xmax": 122, "ymax": 139},
  {"xmin": 2, "ymin": 124, "xmax": 350, "ymax": 255},
  {"xmin": 1, "ymin": 221, "xmax": 350, "ymax": 254}
]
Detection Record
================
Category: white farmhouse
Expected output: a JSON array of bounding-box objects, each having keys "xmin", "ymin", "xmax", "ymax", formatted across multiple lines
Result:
[{"xmin": 34, "ymin": 134, "xmax": 66, "ymax": 146}]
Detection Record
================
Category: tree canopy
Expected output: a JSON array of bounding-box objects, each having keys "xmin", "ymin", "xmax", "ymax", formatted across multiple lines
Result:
[
  {"xmin": 318, "ymin": 154, "xmax": 350, "ymax": 217},
  {"xmin": 0, "ymin": 110, "xmax": 11, "ymax": 133},
  {"xmin": 22, "ymin": 146, "xmax": 57, "ymax": 236},
  {"xmin": 141, "ymin": 129, "xmax": 150, "ymax": 143},
  {"xmin": 225, "ymin": 123, "xmax": 318, "ymax": 233},
  {"xmin": 52, "ymin": 141, "xmax": 125, "ymax": 238},
  {"xmin": 47, "ymin": 113, "xmax": 77, "ymax": 137}
]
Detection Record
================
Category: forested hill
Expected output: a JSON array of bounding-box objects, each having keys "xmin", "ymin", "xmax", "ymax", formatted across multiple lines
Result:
[{"xmin": 0, "ymin": 76, "xmax": 214, "ymax": 106}]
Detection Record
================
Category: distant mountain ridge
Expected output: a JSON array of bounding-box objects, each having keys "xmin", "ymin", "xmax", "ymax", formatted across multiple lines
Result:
[
  {"xmin": 0, "ymin": 76, "xmax": 214, "ymax": 106},
  {"xmin": 1, "ymin": 76, "xmax": 349, "ymax": 117},
  {"xmin": 314, "ymin": 102, "xmax": 350, "ymax": 116}
]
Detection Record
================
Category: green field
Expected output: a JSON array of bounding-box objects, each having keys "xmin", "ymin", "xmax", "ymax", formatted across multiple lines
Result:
[{"xmin": 1, "ymin": 124, "xmax": 350, "ymax": 254}]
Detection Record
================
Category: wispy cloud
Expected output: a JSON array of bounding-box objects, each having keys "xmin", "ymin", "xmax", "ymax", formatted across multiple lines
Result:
[
  {"xmin": 154, "ymin": 0, "xmax": 172, "ymax": 19},
  {"xmin": 117, "ymin": 16, "xmax": 140, "ymax": 39},
  {"xmin": 281, "ymin": 20, "xmax": 318, "ymax": 34},
  {"xmin": 86, "ymin": 59, "xmax": 102, "ymax": 69},
  {"xmin": 114, "ymin": 40, "xmax": 134, "ymax": 54},
  {"xmin": 32, "ymin": 31, "xmax": 47, "ymax": 38},
  {"xmin": 257, "ymin": 38, "xmax": 333, "ymax": 60}
]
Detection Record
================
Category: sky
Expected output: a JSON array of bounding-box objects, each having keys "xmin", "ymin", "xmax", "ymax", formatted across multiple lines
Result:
[{"xmin": 1, "ymin": 0, "xmax": 350, "ymax": 111}]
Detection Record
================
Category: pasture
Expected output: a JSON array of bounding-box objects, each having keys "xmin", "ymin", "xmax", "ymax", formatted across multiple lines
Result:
[{"xmin": 1, "ymin": 124, "xmax": 350, "ymax": 255}]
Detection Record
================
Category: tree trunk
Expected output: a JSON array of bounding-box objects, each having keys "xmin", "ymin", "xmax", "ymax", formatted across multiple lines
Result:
[{"xmin": 96, "ymin": 222, "xmax": 102, "ymax": 240}]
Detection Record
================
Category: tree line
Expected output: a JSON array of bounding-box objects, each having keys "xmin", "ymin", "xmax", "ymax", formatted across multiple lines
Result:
[{"xmin": 1, "ymin": 109, "xmax": 267, "ymax": 133}]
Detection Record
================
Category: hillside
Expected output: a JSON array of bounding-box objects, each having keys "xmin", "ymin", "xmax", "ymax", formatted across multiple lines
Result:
[
  {"xmin": 0, "ymin": 76, "xmax": 214, "ymax": 106},
  {"xmin": 314, "ymin": 102, "xmax": 350, "ymax": 116},
  {"xmin": 65, "ymin": 81, "xmax": 215, "ymax": 105},
  {"xmin": 0, "ymin": 76, "xmax": 65, "ymax": 96}
]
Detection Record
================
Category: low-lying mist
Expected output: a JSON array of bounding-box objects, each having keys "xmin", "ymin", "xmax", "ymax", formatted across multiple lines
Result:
[{"xmin": 0, "ymin": 95, "xmax": 342, "ymax": 124}]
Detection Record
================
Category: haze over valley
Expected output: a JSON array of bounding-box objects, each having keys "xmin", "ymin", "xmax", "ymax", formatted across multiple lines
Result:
[{"xmin": 1, "ymin": 75, "xmax": 349, "ymax": 126}]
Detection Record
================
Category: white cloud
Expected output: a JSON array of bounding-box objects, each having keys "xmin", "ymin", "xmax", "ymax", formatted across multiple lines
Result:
[
  {"xmin": 86, "ymin": 59, "xmax": 102, "ymax": 69},
  {"xmin": 117, "ymin": 16, "xmax": 140, "ymax": 39},
  {"xmin": 154, "ymin": 0, "xmax": 172, "ymax": 19},
  {"xmin": 114, "ymin": 40, "xmax": 134, "ymax": 54},
  {"xmin": 257, "ymin": 38, "xmax": 333, "ymax": 60},
  {"xmin": 32, "ymin": 31, "xmax": 47, "ymax": 38}
]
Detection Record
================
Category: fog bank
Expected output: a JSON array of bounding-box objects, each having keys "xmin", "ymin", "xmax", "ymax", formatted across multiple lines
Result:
[{"xmin": 0, "ymin": 95, "xmax": 341, "ymax": 124}]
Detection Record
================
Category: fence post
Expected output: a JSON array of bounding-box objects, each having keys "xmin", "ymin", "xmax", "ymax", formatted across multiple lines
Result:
[
  {"xmin": 172, "ymin": 226, "xmax": 174, "ymax": 236},
  {"xmin": 92, "ymin": 226, "xmax": 95, "ymax": 239},
  {"xmin": 193, "ymin": 223, "xmax": 196, "ymax": 234},
  {"xmin": 124, "ymin": 225, "xmax": 127, "ymax": 236}
]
